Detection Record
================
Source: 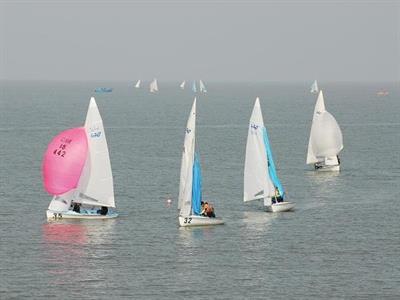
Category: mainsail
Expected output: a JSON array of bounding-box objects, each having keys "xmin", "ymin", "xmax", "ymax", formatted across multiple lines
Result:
[
  {"xmin": 77, "ymin": 97, "xmax": 115, "ymax": 208},
  {"xmin": 178, "ymin": 98, "xmax": 196, "ymax": 217},
  {"xmin": 244, "ymin": 98, "xmax": 275, "ymax": 205},
  {"xmin": 192, "ymin": 81, "xmax": 197, "ymax": 93},
  {"xmin": 180, "ymin": 81, "xmax": 186, "ymax": 89},
  {"xmin": 135, "ymin": 80, "xmax": 141, "ymax": 88}
]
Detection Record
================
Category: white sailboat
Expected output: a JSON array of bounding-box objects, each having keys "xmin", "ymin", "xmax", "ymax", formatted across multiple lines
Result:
[
  {"xmin": 306, "ymin": 90, "xmax": 343, "ymax": 171},
  {"xmin": 199, "ymin": 80, "xmax": 207, "ymax": 93},
  {"xmin": 244, "ymin": 97, "xmax": 294, "ymax": 213},
  {"xmin": 43, "ymin": 97, "xmax": 117, "ymax": 220},
  {"xmin": 150, "ymin": 78, "xmax": 158, "ymax": 93},
  {"xmin": 180, "ymin": 80, "xmax": 186, "ymax": 90},
  {"xmin": 310, "ymin": 80, "xmax": 319, "ymax": 94},
  {"xmin": 135, "ymin": 80, "xmax": 141, "ymax": 88},
  {"xmin": 178, "ymin": 98, "xmax": 224, "ymax": 227},
  {"xmin": 191, "ymin": 81, "xmax": 197, "ymax": 93}
]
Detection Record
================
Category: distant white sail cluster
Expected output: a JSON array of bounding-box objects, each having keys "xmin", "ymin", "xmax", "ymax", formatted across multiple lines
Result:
[{"xmin": 132, "ymin": 79, "xmax": 207, "ymax": 93}]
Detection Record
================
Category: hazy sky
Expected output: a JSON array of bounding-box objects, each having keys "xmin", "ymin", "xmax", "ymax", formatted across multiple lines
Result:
[{"xmin": 1, "ymin": 0, "xmax": 399, "ymax": 81}]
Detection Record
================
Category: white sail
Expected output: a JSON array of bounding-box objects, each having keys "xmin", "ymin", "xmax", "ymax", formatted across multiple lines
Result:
[
  {"xmin": 244, "ymin": 98, "xmax": 275, "ymax": 205},
  {"xmin": 47, "ymin": 190, "xmax": 75, "ymax": 212},
  {"xmin": 180, "ymin": 81, "xmax": 186, "ymax": 89},
  {"xmin": 310, "ymin": 80, "xmax": 319, "ymax": 94},
  {"xmin": 307, "ymin": 90, "xmax": 343, "ymax": 164},
  {"xmin": 199, "ymin": 80, "xmax": 207, "ymax": 93},
  {"xmin": 150, "ymin": 78, "xmax": 158, "ymax": 93},
  {"xmin": 135, "ymin": 80, "xmax": 141, "ymax": 88},
  {"xmin": 178, "ymin": 98, "xmax": 196, "ymax": 217},
  {"xmin": 192, "ymin": 81, "xmax": 197, "ymax": 93},
  {"xmin": 76, "ymin": 97, "xmax": 115, "ymax": 207}
]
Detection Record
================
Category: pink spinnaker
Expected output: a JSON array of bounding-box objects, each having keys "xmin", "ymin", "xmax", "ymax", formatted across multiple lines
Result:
[{"xmin": 43, "ymin": 127, "xmax": 88, "ymax": 195}]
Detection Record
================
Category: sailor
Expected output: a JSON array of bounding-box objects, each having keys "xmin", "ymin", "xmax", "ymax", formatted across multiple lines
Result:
[
  {"xmin": 97, "ymin": 206, "xmax": 108, "ymax": 215},
  {"xmin": 205, "ymin": 202, "xmax": 215, "ymax": 218},
  {"xmin": 200, "ymin": 201, "xmax": 207, "ymax": 216},
  {"xmin": 72, "ymin": 202, "xmax": 81, "ymax": 213}
]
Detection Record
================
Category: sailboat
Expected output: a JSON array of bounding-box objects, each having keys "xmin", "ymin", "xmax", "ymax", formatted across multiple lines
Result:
[
  {"xmin": 150, "ymin": 78, "xmax": 158, "ymax": 93},
  {"xmin": 310, "ymin": 80, "xmax": 319, "ymax": 94},
  {"xmin": 135, "ymin": 80, "xmax": 141, "ymax": 88},
  {"xmin": 199, "ymin": 80, "xmax": 207, "ymax": 93},
  {"xmin": 244, "ymin": 98, "xmax": 294, "ymax": 213},
  {"xmin": 192, "ymin": 81, "xmax": 197, "ymax": 93},
  {"xmin": 178, "ymin": 98, "xmax": 224, "ymax": 227},
  {"xmin": 43, "ymin": 97, "xmax": 117, "ymax": 220},
  {"xmin": 180, "ymin": 81, "xmax": 186, "ymax": 90},
  {"xmin": 306, "ymin": 90, "xmax": 343, "ymax": 171}
]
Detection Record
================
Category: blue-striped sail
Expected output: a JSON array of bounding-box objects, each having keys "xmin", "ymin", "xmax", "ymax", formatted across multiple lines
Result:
[
  {"xmin": 262, "ymin": 127, "xmax": 285, "ymax": 199},
  {"xmin": 192, "ymin": 81, "xmax": 197, "ymax": 93},
  {"xmin": 191, "ymin": 152, "xmax": 202, "ymax": 215}
]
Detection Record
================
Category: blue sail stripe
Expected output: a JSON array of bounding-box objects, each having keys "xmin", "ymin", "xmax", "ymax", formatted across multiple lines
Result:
[
  {"xmin": 191, "ymin": 152, "xmax": 202, "ymax": 215},
  {"xmin": 262, "ymin": 127, "xmax": 285, "ymax": 198}
]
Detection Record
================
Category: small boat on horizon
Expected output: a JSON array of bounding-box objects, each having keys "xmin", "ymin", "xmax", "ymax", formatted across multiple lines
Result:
[
  {"xmin": 150, "ymin": 78, "xmax": 158, "ymax": 93},
  {"xmin": 135, "ymin": 80, "xmax": 141, "ymax": 88},
  {"xmin": 376, "ymin": 90, "xmax": 389, "ymax": 96},
  {"xmin": 180, "ymin": 80, "xmax": 186, "ymax": 89},
  {"xmin": 310, "ymin": 80, "xmax": 319, "ymax": 94},
  {"xmin": 199, "ymin": 80, "xmax": 207, "ymax": 93},
  {"xmin": 94, "ymin": 87, "xmax": 113, "ymax": 93}
]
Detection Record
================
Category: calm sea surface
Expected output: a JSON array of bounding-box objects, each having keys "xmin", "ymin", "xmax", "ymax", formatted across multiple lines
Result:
[{"xmin": 0, "ymin": 81, "xmax": 399, "ymax": 299}]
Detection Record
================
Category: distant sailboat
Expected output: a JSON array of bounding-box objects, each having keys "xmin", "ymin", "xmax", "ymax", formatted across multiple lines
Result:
[
  {"xmin": 310, "ymin": 80, "xmax": 319, "ymax": 94},
  {"xmin": 178, "ymin": 98, "xmax": 224, "ymax": 226},
  {"xmin": 244, "ymin": 97, "xmax": 294, "ymax": 213},
  {"xmin": 135, "ymin": 80, "xmax": 141, "ymax": 88},
  {"xmin": 306, "ymin": 90, "xmax": 343, "ymax": 171},
  {"xmin": 94, "ymin": 87, "xmax": 113, "ymax": 93},
  {"xmin": 199, "ymin": 80, "xmax": 207, "ymax": 93},
  {"xmin": 150, "ymin": 78, "xmax": 158, "ymax": 93},
  {"xmin": 192, "ymin": 81, "xmax": 197, "ymax": 93},
  {"xmin": 180, "ymin": 81, "xmax": 186, "ymax": 90},
  {"xmin": 43, "ymin": 97, "xmax": 117, "ymax": 220}
]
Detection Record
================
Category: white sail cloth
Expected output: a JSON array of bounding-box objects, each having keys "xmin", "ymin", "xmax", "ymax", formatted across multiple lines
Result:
[
  {"xmin": 243, "ymin": 98, "xmax": 275, "ymax": 205},
  {"xmin": 307, "ymin": 91, "xmax": 343, "ymax": 164}
]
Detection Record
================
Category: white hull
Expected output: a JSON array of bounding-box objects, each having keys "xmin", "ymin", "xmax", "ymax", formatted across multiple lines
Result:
[
  {"xmin": 46, "ymin": 209, "xmax": 118, "ymax": 220},
  {"xmin": 315, "ymin": 164, "xmax": 340, "ymax": 172},
  {"xmin": 179, "ymin": 215, "xmax": 224, "ymax": 227},
  {"xmin": 266, "ymin": 201, "xmax": 295, "ymax": 212}
]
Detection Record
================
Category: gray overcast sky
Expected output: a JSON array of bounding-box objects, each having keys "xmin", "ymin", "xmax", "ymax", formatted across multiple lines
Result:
[{"xmin": 1, "ymin": 0, "xmax": 399, "ymax": 81}]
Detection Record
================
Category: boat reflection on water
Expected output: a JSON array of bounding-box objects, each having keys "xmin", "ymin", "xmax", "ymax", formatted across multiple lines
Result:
[
  {"xmin": 41, "ymin": 220, "xmax": 116, "ymax": 288},
  {"xmin": 241, "ymin": 211, "xmax": 276, "ymax": 233}
]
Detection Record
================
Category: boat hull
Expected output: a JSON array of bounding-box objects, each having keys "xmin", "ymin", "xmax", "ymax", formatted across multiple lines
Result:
[
  {"xmin": 179, "ymin": 215, "xmax": 224, "ymax": 227},
  {"xmin": 46, "ymin": 209, "xmax": 118, "ymax": 220},
  {"xmin": 266, "ymin": 201, "xmax": 295, "ymax": 212},
  {"xmin": 315, "ymin": 164, "xmax": 340, "ymax": 172}
]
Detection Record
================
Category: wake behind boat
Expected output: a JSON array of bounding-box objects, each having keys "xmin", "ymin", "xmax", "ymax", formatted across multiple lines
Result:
[
  {"xmin": 178, "ymin": 98, "xmax": 224, "ymax": 227},
  {"xmin": 306, "ymin": 90, "xmax": 343, "ymax": 171},
  {"xmin": 43, "ymin": 97, "xmax": 117, "ymax": 220},
  {"xmin": 244, "ymin": 97, "xmax": 294, "ymax": 213}
]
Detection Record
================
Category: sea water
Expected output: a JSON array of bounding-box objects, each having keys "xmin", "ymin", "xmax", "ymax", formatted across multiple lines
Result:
[{"xmin": 0, "ymin": 81, "xmax": 399, "ymax": 299}]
